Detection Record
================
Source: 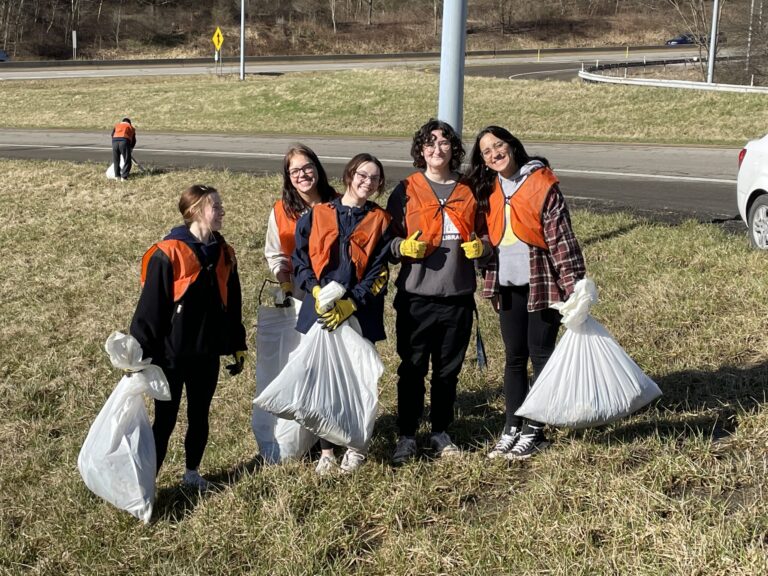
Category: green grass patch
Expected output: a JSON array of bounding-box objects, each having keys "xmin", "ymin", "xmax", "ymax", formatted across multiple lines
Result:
[
  {"xmin": 1, "ymin": 159, "xmax": 767, "ymax": 575},
  {"xmin": 1, "ymin": 70, "xmax": 766, "ymax": 145}
]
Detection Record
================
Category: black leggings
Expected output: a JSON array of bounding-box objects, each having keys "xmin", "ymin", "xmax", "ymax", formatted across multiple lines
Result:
[
  {"xmin": 498, "ymin": 284, "xmax": 561, "ymax": 430},
  {"xmin": 153, "ymin": 356, "xmax": 220, "ymax": 473}
]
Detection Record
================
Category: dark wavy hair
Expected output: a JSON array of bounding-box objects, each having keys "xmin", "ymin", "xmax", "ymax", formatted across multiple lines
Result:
[
  {"xmin": 410, "ymin": 118, "xmax": 465, "ymax": 173},
  {"xmin": 467, "ymin": 125, "xmax": 549, "ymax": 214},
  {"xmin": 343, "ymin": 153, "xmax": 386, "ymax": 196},
  {"xmin": 281, "ymin": 143, "xmax": 337, "ymax": 219}
]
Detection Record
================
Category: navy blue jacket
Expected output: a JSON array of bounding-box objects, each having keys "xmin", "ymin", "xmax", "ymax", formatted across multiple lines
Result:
[{"xmin": 292, "ymin": 198, "xmax": 393, "ymax": 342}]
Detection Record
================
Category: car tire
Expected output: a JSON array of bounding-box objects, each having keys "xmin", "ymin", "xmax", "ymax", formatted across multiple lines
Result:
[{"xmin": 747, "ymin": 195, "xmax": 768, "ymax": 249}]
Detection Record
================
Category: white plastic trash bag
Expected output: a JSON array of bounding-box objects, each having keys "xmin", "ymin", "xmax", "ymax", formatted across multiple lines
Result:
[
  {"xmin": 516, "ymin": 280, "xmax": 661, "ymax": 428},
  {"xmin": 105, "ymin": 155, "xmax": 126, "ymax": 179},
  {"xmin": 253, "ymin": 318, "xmax": 383, "ymax": 451},
  {"xmin": 316, "ymin": 280, "xmax": 346, "ymax": 314},
  {"xmin": 77, "ymin": 331, "xmax": 170, "ymax": 523},
  {"xmin": 252, "ymin": 296, "xmax": 318, "ymax": 463}
]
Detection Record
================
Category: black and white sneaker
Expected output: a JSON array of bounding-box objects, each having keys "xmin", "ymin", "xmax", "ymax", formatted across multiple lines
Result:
[
  {"xmin": 487, "ymin": 427, "xmax": 521, "ymax": 459},
  {"xmin": 505, "ymin": 427, "xmax": 550, "ymax": 460}
]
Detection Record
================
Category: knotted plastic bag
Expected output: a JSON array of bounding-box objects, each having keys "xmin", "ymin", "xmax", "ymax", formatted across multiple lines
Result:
[
  {"xmin": 252, "ymin": 297, "xmax": 318, "ymax": 463},
  {"xmin": 105, "ymin": 155, "xmax": 126, "ymax": 179},
  {"xmin": 253, "ymin": 317, "xmax": 383, "ymax": 451},
  {"xmin": 77, "ymin": 332, "xmax": 170, "ymax": 523},
  {"xmin": 516, "ymin": 279, "xmax": 661, "ymax": 428}
]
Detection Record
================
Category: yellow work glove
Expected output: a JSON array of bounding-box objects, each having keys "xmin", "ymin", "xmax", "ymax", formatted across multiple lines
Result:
[
  {"xmin": 312, "ymin": 285, "xmax": 323, "ymax": 314},
  {"xmin": 371, "ymin": 267, "xmax": 389, "ymax": 296},
  {"xmin": 461, "ymin": 235, "xmax": 484, "ymax": 259},
  {"xmin": 226, "ymin": 350, "xmax": 247, "ymax": 376},
  {"xmin": 319, "ymin": 298, "xmax": 357, "ymax": 332},
  {"xmin": 399, "ymin": 230, "xmax": 427, "ymax": 259}
]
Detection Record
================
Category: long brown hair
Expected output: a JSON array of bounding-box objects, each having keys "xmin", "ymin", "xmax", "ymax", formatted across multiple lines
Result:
[
  {"xmin": 281, "ymin": 144, "xmax": 336, "ymax": 219},
  {"xmin": 179, "ymin": 184, "xmax": 217, "ymax": 225}
]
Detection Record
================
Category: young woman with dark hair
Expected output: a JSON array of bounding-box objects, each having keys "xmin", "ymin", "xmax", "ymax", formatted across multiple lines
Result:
[
  {"xmin": 387, "ymin": 119, "xmax": 487, "ymax": 465},
  {"xmin": 264, "ymin": 144, "xmax": 337, "ymax": 302},
  {"xmin": 130, "ymin": 184, "xmax": 247, "ymax": 490},
  {"xmin": 468, "ymin": 126, "xmax": 586, "ymax": 460},
  {"xmin": 292, "ymin": 153, "xmax": 393, "ymax": 474}
]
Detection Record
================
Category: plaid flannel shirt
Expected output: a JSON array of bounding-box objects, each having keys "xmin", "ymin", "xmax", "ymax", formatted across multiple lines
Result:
[{"xmin": 480, "ymin": 183, "xmax": 586, "ymax": 312}]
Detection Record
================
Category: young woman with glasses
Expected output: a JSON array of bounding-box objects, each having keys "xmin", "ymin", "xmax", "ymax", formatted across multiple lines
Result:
[
  {"xmin": 264, "ymin": 144, "xmax": 337, "ymax": 304},
  {"xmin": 292, "ymin": 153, "xmax": 394, "ymax": 475},
  {"xmin": 467, "ymin": 126, "xmax": 586, "ymax": 460},
  {"xmin": 386, "ymin": 118, "xmax": 487, "ymax": 465}
]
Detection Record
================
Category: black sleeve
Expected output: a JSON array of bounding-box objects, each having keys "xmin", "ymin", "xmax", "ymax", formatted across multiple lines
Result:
[
  {"xmin": 226, "ymin": 258, "xmax": 247, "ymax": 353},
  {"xmin": 129, "ymin": 251, "xmax": 174, "ymax": 363},
  {"xmin": 292, "ymin": 211, "xmax": 319, "ymax": 293},
  {"xmin": 385, "ymin": 183, "xmax": 407, "ymax": 261}
]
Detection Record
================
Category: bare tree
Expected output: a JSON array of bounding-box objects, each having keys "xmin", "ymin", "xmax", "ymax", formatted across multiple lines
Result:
[{"xmin": 330, "ymin": 0, "xmax": 337, "ymax": 33}]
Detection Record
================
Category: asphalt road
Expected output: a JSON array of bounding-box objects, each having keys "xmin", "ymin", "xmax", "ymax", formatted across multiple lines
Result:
[{"xmin": 0, "ymin": 129, "xmax": 740, "ymax": 225}]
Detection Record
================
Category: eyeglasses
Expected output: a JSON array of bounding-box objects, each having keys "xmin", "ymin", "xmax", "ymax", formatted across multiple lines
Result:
[
  {"xmin": 288, "ymin": 163, "xmax": 316, "ymax": 178},
  {"xmin": 355, "ymin": 171, "xmax": 381, "ymax": 184},
  {"xmin": 424, "ymin": 140, "xmax": 452, "ymax": 152},
  {"xmin": 481, "ymin": 141, "xmax": 507, "ymax": 160}
]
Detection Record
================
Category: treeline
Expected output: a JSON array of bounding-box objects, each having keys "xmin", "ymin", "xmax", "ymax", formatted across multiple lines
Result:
[{"xmin": 2, "ymin": 0, "xmax": 682, "ymax": 59}]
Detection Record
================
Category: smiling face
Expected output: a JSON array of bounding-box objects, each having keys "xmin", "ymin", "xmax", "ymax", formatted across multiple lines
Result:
[
  {"xmin": 287, "ymin": 153, "xmax": 318, "ymax": 198},
  {"xmin": 344, "ymin": 161, "xmax": 382, "ymax": 206},
  {"xmin": 422, "ymin": 129, "xmax": 453, "ymax": 175},
  {"xmin": 479, "ymin": 133, "xmax": 518, "ymax": 178},
  {"xmin": 198, "ymin": 192, "xmax": 224, "ymax": 232}
]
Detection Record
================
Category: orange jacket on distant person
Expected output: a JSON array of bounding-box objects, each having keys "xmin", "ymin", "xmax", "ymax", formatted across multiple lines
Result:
[{"xmin": 112, "ymin": 121, "xmax": 136, "ymax": 141}]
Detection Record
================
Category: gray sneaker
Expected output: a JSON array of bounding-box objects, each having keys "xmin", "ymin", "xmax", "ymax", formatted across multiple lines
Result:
[
  {"xmin": 487, "ymin": 427, "xmax": 521, "ymax": 459},
  {"xmin": 430, "ymin": 431, "xmax": 460, "ymax": 458},
  {"xmin": 181, "ymin": 469, "xmax": 211, "ymax": 491},
  {"xmin": 315, "ymin": 454, "xmax": 338, "ymax": 476},
  {"xmin": 392, "ymin": 436, "xmax": 418, "ymax": 465},
  {"xmin": 340, "ymin": 449, "xmax": 366, "ymax": 473}
]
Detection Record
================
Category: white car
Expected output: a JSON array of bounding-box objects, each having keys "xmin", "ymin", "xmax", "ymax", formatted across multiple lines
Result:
[{"xmin": 737, "ymin": 133, "xmax": 768, "ymax": 249}]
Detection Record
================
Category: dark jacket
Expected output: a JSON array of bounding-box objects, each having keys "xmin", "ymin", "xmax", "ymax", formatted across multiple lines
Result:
[
  {"xmin": 130, "ymin": 225, "xmax": 246, "ymax": 368},
  {"xmin": 292, "ymin": 198, "xmax": 393, "ymax": 342}
]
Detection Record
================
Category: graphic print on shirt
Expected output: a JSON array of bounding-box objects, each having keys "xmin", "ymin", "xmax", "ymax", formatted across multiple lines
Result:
[
  {"xmin": 440, "ymin": 198, "xmax": 463, "ymax": 242},
  {"xmin": 500, "ymin": 202, "xmax": 520, "ymax": 246}
]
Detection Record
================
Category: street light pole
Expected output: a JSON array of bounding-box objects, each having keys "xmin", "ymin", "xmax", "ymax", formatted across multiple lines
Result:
[
  {"xmin": 706, "ymin": 0, "xmax": 720, "ymax": 83},
  {"xmin": 240, "ymin": 0, "xmax": 245, "ymax": 80},
  {"xmin": 437, "ymin": 0, "xmax": 467, "ymax": 137}
]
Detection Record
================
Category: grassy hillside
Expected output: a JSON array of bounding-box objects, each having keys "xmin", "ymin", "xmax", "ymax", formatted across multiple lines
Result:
[
  {"xmin": 1, "ymin": 70, "xmax": 766, "ymax": 146},
  {"xmin": 1, "ymin": 159, "xmax": 766, "ymax": 575}
]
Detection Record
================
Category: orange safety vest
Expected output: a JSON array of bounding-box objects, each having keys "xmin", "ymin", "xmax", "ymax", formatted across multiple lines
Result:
[
  {"xmin": 309, "ymin": 203, "xmax": 391, "ymax": 283},
  {"xmin": 113, "ymin": 122, "xmax": 135, "ymax": 140},
  {"xmin": 140, "ymin": 239, "xmax": 235, "ymax": 307},
  {"xmin": 401, "ymin": 172, "xmax": 476, "ymax": 257},
  {"xmin": 485, "ymin": 167, "xmax": 558, "ymax": 250},
  {"xmin": 273, "ymin": 200, "xmax": 298, "ymax": 257}
]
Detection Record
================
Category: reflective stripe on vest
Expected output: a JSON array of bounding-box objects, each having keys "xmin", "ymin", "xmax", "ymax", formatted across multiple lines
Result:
[
  {"xmin": 140, "ymin": 239, "xmax": 234, "ymax": 306},
  {"xmin": 273, "ymin": 199, "xmax": 298, "ymax": 257},
  {"xmin": 402, "ymin": 172, "xmax": 476, "ymax": 257},
  {"xmin": 486, "ymin": 167, "xmax": 558, "ymax": 250},
  {"xmin": 113, "ymin": 122, "xmax": 135, "ymax": 140},
  {"xmin": 309, "ymin": 203, "xmax": 391, "ymax": 283}
]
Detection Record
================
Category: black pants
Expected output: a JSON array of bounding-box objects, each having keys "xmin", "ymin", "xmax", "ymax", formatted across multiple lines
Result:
[
  {"xmin": 498, "ymin": 284, "xmax": 561, "ymax": 431},
  {"xmin": 112, "ymin": 139, "xmax": 132, "ymax": 179},
  {"xmin": 153, "ymin": 356, "xmax": 220, "ymax": 473},
  {"xmin": 394, "ymin": 292, "xmax": 474, "ymax": 436}
]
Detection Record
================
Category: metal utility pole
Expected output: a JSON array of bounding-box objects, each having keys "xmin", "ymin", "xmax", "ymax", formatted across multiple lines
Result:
[
  {"xmin": 437, "ymin": 0, "xmax": 467, "ymax": 137},
  {"xmin": 748, "ymin": 0, "xmax": 756, "ymax": 71},
  {"xmin": 240, "ymin": 0, "xmax": 246, "ymax": 80},
  {"xmin": 706, "ymin": 0, "xmax": 720, "ymax": 83}
]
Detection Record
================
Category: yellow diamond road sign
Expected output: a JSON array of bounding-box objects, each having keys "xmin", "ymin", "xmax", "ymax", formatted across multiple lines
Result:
[{"xmin": 212, "ymin": 27, "xmax": 224, "ymax": 51}]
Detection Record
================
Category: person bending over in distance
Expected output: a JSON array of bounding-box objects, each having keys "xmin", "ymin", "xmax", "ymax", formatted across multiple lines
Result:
[
  {"xmin": 111, "ymin": 117, "xmax": 136, "ymax": 181},
  {"xmin": 292, "ymin": 153, "xmax": 393, "ymax": 475},
  {"xmin": 467, "ymin": 126, "xmax": 586, "ymax": 460},
  {"xmin": 264, "ymin": 144, "xmax": 338, "ymax": 304},
  {"xmin": 130, "ymin": 184, "xmax": 247, "ymax": 490},
  {"xmin": 387, "ymin": 118, "xmax": 488, "ymax": 465}
]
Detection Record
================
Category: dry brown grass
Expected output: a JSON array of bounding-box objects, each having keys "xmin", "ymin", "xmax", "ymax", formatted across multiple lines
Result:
[{"xmin": 1, "ymin": 158, "xmax": 766, "ymax": 575}]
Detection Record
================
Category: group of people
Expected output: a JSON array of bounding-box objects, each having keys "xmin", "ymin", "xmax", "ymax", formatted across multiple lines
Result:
[{"xmin": 128, "ymin": 118, "xmax": 586, "ymax": 488}]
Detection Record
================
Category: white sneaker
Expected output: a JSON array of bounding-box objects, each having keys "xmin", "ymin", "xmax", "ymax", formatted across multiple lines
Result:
[
  {"xmin": 487, "ymin": 427, "xmax": 521, "ymax": 459},
  {"xmin": 430, "ymin": 431, "xmax": 460, "ymax": 458},
  {"xmin": 315, "ymin": 454, "xmax": 338, "ymax": 476},
  {"xmin": 392, "ymin": 435, "xmax": 418, "ymax": 465},
  {"xmin": 340, "ymin": 449, "xmax": 366, "ymax": 473},
  {"xmin": 181, "ymin": 469, "xmax": 211, "ymax": 491}
]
